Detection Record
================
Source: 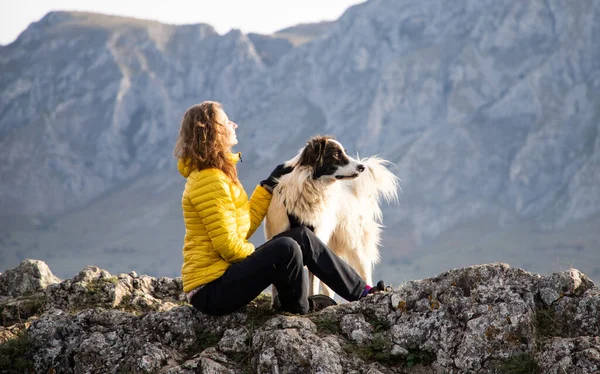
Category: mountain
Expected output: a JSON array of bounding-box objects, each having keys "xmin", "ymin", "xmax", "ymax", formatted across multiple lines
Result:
[
  {"xmin": 0, "ymin": 11, "xmax": 263, "ymax": 224},
  {"xmin": 1, "ymin": 1, "xmax": 599, "ymax": 283},
  {"xmin": 274, "ymin": 20, "xmax": 336, "ymax": 46},
  {"xmin": 246, "ymin": 33, "xmax": 294, "ymax": 66}
]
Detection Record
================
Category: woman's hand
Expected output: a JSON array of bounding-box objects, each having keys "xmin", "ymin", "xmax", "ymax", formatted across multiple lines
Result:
[{"xmin": 260, "ymin": 164, "xmax": 294, "ymax": 192}]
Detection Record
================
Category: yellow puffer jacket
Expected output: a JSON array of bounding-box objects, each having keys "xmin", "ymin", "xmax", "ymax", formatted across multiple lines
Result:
[{"xmin": 178, "ymin": 153, "xmax": 272, "ymax": 293}]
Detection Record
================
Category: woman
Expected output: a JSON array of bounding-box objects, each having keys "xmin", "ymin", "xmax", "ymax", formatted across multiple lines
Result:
[{"xmin": 174, "ymin": 101, "xmax": 384, "ymax": 315}]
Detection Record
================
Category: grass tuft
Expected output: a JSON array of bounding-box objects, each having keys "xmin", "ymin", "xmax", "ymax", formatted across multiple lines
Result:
[
  {"xmin": 533, "ymin": 307, "xmax": 563, "ymax": 340},
  {"xmin": 344, "ymin": 333, "xmax": 397, "ymax": 364},
  {"xmin": 310, "ymin": 314, "xmax": 341, "ymax": 336},
  {"xmin": 405, "ymin": 348, "xmax": 436, "ymax": 368},
  {"xmin": 85, "ymin": 276, "xmax": 119, "ymax": 294},
  {"xmin": 0, "ymin": 331, "xmax": 34, "ymax": 372},
  {"xmin": 192, "ymin": 329, "xmax": 221, "ymax": 353},
  {"xmin": 243, "ymin": 294, "xmax": 278, "ymax": 330},
  {"xmin": 366, "ymin": 315, "xmax": 391, "ymax": 333},
  {"xmin": 498, "ymin": 353, "xmax": 539, "ymax": 374}
]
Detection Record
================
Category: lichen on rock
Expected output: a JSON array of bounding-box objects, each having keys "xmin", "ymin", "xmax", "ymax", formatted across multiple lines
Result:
[{"xmin": 0, "ymin": 260, "xmax": 599, "ymax": 373}]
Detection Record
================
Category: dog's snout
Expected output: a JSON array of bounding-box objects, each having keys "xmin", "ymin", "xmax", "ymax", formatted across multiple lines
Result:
[{"xmin": 357, "ymin": 164, "xmax": 365, "ymax": 173}]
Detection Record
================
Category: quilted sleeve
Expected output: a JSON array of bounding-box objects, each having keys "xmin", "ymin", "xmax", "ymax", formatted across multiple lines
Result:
[
  {"xmin": 189, "ymin": 170, "xmax": 255, "ymax": 262},
  {"xmin": 246, "ymin": 185, "xmax": 273, "ymax": 239}
]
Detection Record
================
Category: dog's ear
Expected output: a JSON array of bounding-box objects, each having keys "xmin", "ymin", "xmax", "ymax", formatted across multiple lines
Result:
[{"xmin": 299, "ymin": 137, "xmax": 327, "ymax": 174}]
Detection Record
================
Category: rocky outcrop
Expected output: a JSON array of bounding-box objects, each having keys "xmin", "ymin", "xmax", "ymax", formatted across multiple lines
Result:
[
  {"xmin": 0, "ymin": 259, "xmax": 598, "ymax": 373},
  {"xmin": 0, "ymin": 259, "xmax": 60, "ymax": 298}
]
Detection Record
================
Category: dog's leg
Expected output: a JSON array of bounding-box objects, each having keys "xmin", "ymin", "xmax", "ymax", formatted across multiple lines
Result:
[
  {"xmin": 344, "ymin": 250, "xmax": 374, "ymax": 289},
  {"xmin": 354, "ymin": 257, "xmax": 373, "ymax": 287},
  {"xmin": 308, "ymin": 271, "xmax": 320, "ymax": 296},
  {"xmin": 362, "ymin": 265, "xmax": 373, "ymax": 289},
  {"xmin": 271, "ymin": 285, "xmax": 279, "ymax": 308},
  {"xmin": 321, "ymin": 283, "xmax": 334, "ymax": 297}
]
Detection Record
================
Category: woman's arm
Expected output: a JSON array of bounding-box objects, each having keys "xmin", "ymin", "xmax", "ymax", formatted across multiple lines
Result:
[
  {"xmin": 189, "ymin": 170, "xmax": 255, "ymax": 262},
  {"xmin": 245, "ymin": 163, "xmax": 294, "ymax": 239},
  {"xmin": 246, "ymin": 185, "xmax": 273, "ymax": 239}
]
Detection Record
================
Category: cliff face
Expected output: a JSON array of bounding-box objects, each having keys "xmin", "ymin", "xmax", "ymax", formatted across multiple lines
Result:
[
  {"xmin": 0, "ymin": 11, "xmax": 263, "ymax": 221},
  {"xmin": 2, "ymin": 1, "xmax": 600, "ymax": 232},
  {"xmin": 1, "ymin": 260, "xmax": 598, "ymax": 373}
]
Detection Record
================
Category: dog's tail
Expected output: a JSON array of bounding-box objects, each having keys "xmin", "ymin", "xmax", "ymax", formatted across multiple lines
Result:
[{"xmin": 351, "ymin": 156, "xmax": 400, "ymax": 222}]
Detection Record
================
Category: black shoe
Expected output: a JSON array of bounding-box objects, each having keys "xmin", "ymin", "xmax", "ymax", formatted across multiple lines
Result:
[
  {"xmin": 366, "ymin": 280, "xmax": 386, "ymax": 295},
  {"xmin": 308, "ymin": 294, "xmax": 337, "ymax": 312}
]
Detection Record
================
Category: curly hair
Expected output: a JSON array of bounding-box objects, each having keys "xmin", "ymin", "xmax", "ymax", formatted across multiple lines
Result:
[{"xmin": 173, "ymin": 101, "xmax": 239, "ymax": 184}]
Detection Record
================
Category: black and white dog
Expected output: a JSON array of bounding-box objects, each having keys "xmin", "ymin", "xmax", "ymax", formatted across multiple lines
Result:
[{"xmin": 265, "ymin": 135, "xmax": 399, "ymax": 298}]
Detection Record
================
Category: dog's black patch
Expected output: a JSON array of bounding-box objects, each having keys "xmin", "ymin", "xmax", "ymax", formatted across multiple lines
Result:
[
  {"xmin": 299, "ymin": 136, "xmax": 350, "ymax": 179},
  {"xmin": 287, "ymin": 213, "xmax": 315, "ymax": 232}
]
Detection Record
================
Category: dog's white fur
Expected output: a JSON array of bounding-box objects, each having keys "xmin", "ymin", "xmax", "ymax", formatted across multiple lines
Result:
[{"xmin": 265, "ymin": 138, "xmax": 399, "ymax": 298}]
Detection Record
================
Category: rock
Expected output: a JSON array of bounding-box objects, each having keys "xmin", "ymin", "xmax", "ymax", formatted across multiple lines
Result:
[
  {"xmin": 45, "ymin": 265, "xmax": 184, "ymax": 313},
  {"xmin": 0, "ymin": 259, "xmax": 60, "ymax": 326},
  {"xmin": 340, "ymin": 313, "xmax": 374, "ymax": 344},
  {"xmin": 539, "ymin": 268, "xmax": 595, "ymax": 306},
  {"xmin": 0, "ymin": 259, "xmax": 60, "ymax": 298},
  {"xmin": 252, "ymin": 316, "xmax": 345, "ymax": 374},
  {"xmin": 0, "ymin": 260, "xmax": 598, "ymax": 373},
  {"xmin": 0, "ymin": 292, "xmax": 45, "ymax": 326},
  {"xmin": 537, "ymin": 336, "xmax": 600, "ymax": 374},
  {"xmin": 218, "ymin": 327, "xmax": 250, "ymax": 354},
  {"xmin": 552, "ymin": 288, "xmax": 600, "ymax": 338}
]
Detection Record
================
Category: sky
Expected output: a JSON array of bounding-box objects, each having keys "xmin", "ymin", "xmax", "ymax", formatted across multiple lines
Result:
[{"xmin": 0, "ymin": 0, "xmax": 366, "ymax": 45}]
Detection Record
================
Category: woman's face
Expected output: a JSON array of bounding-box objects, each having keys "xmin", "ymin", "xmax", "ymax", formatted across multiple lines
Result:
[{"xmin": 216, "ymin": 109, "xmax": 238, "ymax": 148}]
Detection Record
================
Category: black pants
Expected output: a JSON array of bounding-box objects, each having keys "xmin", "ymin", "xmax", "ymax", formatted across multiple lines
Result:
[{"xmin": 190, "ymin": 226, "xmax": 366, "ymax": 315}]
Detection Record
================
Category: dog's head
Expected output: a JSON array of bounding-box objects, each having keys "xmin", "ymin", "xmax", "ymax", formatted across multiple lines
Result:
[{"xmin": 298, "ymin": 136, "xmax": 365, "ymax": 180}]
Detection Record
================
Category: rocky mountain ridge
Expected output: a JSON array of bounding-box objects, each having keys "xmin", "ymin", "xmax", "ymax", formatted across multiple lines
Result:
[{"xmin": 0, "ymin": 259, "xmax": 599, "ymax": 373}]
